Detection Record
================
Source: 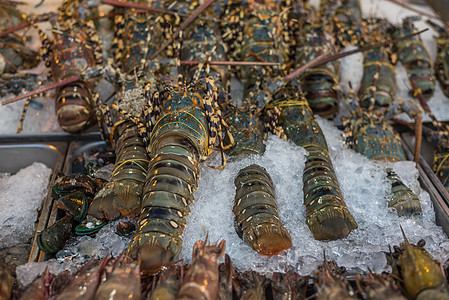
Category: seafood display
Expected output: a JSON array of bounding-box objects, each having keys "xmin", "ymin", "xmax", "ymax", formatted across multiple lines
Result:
[{"xmin": 4, "ymin": 0, "xmax": 449, "ymax": 300}]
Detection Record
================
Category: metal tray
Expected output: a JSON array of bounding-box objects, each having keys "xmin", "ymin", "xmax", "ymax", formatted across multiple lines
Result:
[
  {"xmin": 401, "ymin": 134, "xmax": 449, "ymax": 236},
  {"xmin": 30, "ymin": 140, "xmax": 108, "ymax": 262},
  {"xmin": 0, "ymin": 143, "xmax": 68, "ymax": 263}
]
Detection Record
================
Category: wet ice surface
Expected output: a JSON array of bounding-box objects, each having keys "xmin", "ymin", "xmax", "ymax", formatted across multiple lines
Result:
[
  {"xmin": 0, "ymin": 162, "xmax": 52, "ymax": 248},
  {"xmin": 181, "ymin": 126, "xmax": 449, "ymax": 275},
  {"xmin": 16, "ymin": 219, "xmax": 132, "ymax": 287}
]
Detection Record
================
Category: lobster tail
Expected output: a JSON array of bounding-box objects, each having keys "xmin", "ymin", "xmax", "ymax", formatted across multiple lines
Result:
[
  {"xmin": 55, "ymin": 82, "xmax": 95, "ymax": 133},
  {"xmin": 90, "ymin": 121, "xmax": 150, "ymax": 220},
  {"xmin": 359, "ymin": 48, "xmax": 395, "ymax": 109},
  {"xmin": 386, "ymin": 168, "xmax": 421, "ymax": 217},
  {"xmin": 233, "ymin": 164, "xmax": 292, "ymax": 256},
  {"xmin": 303, "ymin": 144, "xmax": 357, "ymax": 240},
  {"xmin": 301, "ymin": 73, "xmax": 339, "ymax": 118},
  {"xmin": 128, "ymin": 137, "xmax": 199, "ymax": 274},
  {"xmin": 390, "ymin": 18, "xmax": 435, "ymax": 99}
]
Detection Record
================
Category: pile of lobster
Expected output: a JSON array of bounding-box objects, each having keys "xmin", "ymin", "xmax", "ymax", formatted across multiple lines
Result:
[
  {"xmin": 2, "ymin": 0, "xmax": 449, "ymax": 298},
  {"xmin": 9, "ymin": 230, "xmax": 449, "ymax": 299}
]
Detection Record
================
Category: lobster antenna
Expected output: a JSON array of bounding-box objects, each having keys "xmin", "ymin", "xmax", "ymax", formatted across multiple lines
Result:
[
  {"xmin": 0, "ymin": 13, "xmax": 56, "ymax": 38},
  {"xmin": 149, "ymin": 0, "xmax": 216, "ymax": 60},
  {"xmin": 283, "ymin": 28, "xmax": 429, "ymax": 83},
  {"xmin": 1, "ymin": 75, "xmax": 80, "ymax": 105},
  {"xmin": 399, "ymin": 225, "xmax": 413, "ymax": 251},
  {"xmin": 102, "ymin": 0, "xmax": 193, "ymax": 17}
]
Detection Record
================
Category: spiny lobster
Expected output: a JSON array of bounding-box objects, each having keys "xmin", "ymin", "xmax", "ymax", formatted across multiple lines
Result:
[
  {"xmin": 389, "ymin": 16, "xmax": 435, "ymax": 100},
  {"xmin": 426, "ymin": 20, "xmax": 449, "ymax": 97},
  {"xmin": 359, "ymin": 17, "xmax": 396, "ymax": 110},
  {"xmin": 341, "ymin": 88, "xmax": 422, "ymax": 217},
  {"xmin": 262, "ymin": 78, "xmax": 358, "ymax": 241},
  {"xmin": 126, "ymin": 74, "xmax": 233, "ymax": 275},
  {"xmin": 292, "ymin": 3, "xmax": 340, "ymax": 118},
  {"xmin": 220, "ymin": 0, "xmax": 288, "ymax": 93},
  {"xmin": 0, "ymin": 1, "xmax": 39, "ymax": 74},
  {"xmin": 15, "ymin": 5, "xmax": 112, "ymax": 136},
  {"xmin": 327, "ymin": 0, "xmax": 363, "ymax": 47}
]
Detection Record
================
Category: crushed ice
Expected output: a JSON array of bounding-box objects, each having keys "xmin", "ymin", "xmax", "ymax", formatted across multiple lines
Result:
[
  {"xmin": 181, "ymin": 125, "xmax": 449, "ymax": 275},
  {"xmin": 16, "ymin": 219, "xmax": 132, "ymax": 287},
  {"xmin": 0, "ymin": 162, "xmax": 52, "ymax": 248}
]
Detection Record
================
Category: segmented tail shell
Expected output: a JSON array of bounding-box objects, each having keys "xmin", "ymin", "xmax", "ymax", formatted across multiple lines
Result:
[
  {"xmin": 390, "ymin": 18, "xmax": 435, "ymax": 99},
  {"xmin": 295, "ymin": 13, "xmax": 340, "ymax": 118},
  {"xmin": 89, "ymin": 121, "xmax": 150, "ymax": 220},
  {"xmin": 127, "ymin": 140, "xmax": 199, "ymax": 275},
  {"xmin": 55, "ymin": 82, "xmax": 95, "ymax": 133},
  {"xmin": 233, "ymin": 164, "xmax": 292, "ymax": 256},
  {"xmin": 267, "ymin": 92, "xmax": 357, "ymax": 240},
  {"xmin": 386, "ymin": 168, "xmax": 421, "ymax": 217},
  {"xmin": 359, "ymin": 18, "xmax": 395, "ymax": 109}
]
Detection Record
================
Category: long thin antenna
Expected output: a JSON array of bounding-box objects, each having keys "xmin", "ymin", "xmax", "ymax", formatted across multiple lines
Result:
[{"xmin": 1, "ymin": 75, "xmax": 80, "ymax": 105}]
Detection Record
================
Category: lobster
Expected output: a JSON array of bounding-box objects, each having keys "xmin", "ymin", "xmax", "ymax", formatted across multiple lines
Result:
[
  {"xmin": 327, "ymin": 0, "xmax": 363, "ymax": 47},
  {"xmin": 426, "ymin": 20, "xmax": 449, "ymax": 97},
  {"xmin": 18, "ymin": 8, "xmax": 110, "ymax": 135},
  {"xmin": 0, "ymin": 1, "xmax": 39, "ymax": 74},
  {"xmin": 262, "ymin": 78, "xmax": 358, "ymax": 241},
  {"xmin": 177, "ymin": 238, "xmax": 226, "ymax": 300},
  {"xmin": 385, "ymin": 227, "xmax": 449, "ymax": 299},
  {"xmin": 293, "ymin": 4, "xmax": 341, "ymax": 118},
  {"xmin": 389, "ymin": 16, "xmax": 435, "ymax": 100},
  {"xmin": 126, "ymin": 74, "xmax": 233, "ymax": 275},
  {"xmin": 221, "ymin": 97, "xmax": 292, "ymax": 256},
  {"xmin": 111, "ymin": 0, "xmax": 167, "ymax": 75},
  {"xmin": 220, "ymin": 0, "xmax": 288, "ymax": 93},
  {"xmin": 359, "ymin": 17, "xmax": 396, "ymax": 110},
  {"xmin": 341, "ymin": 90, "xmax": 422, "ymax": 217}
]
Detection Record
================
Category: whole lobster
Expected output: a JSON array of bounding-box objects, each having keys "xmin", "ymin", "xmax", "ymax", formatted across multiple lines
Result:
[
  {"xmin": 19, "ymin": 6, "xmax": 110, "ymax": 135},
  {"xmin": 126, "ymin": 74, "xmax": 232, "ymax": 275}
]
